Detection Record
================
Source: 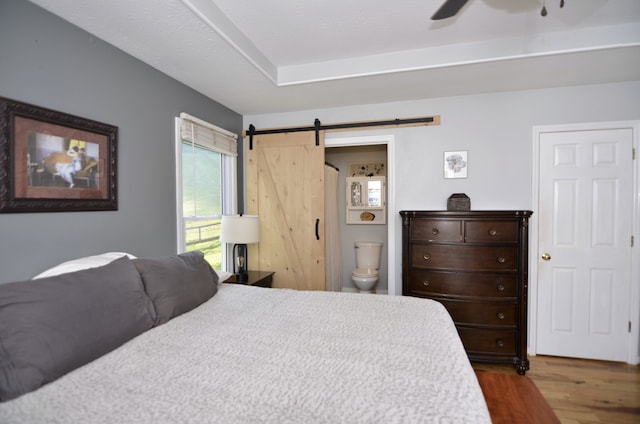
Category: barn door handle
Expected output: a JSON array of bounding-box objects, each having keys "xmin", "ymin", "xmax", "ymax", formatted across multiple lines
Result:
[
  {"xmin": 315, "ymin": 219, "xmax": 320, "ymax": 240},
  {"xmin": 314, "ymin": 119, "xmax": 321, "ymax": 146}
]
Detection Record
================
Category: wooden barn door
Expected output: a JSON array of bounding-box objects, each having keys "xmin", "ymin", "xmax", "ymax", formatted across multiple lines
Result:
[{"xmin": 245, "ymin": 131, "xmax": 325, "ymax": 290}]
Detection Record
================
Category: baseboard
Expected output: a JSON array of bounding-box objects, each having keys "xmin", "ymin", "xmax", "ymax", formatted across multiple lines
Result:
[{"xmin": 341, "ymin": 287, "xmax": 388, "ymax": 295}]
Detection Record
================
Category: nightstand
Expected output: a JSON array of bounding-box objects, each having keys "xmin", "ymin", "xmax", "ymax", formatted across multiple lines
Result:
[{"xmin": 225, "ymin": 270, "xmax": 274, "ymax": 288}]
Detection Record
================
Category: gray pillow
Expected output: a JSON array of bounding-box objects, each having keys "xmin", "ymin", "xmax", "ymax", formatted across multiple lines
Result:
[
  {"xmin": 133, "ymin": 251, "xmax": 218, "ymax": 325},
  {"xmin": 0, "ymin": 256, "xmax": 156, "ymax": 402}
]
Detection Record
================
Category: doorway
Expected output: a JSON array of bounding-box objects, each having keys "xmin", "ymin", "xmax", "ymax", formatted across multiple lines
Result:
[
  {"xmin": 530, "ymin": 121, "xmax": 640, "ymax": 364},
  {"xmin": 325, "ymin": 135, "xmax": 397, "ymax": 295}
]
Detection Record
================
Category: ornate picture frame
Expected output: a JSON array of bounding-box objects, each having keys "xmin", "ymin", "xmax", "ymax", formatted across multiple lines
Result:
[{"xmin": 0, "ymin": 97, "xmax": 118, "ymax": 213}]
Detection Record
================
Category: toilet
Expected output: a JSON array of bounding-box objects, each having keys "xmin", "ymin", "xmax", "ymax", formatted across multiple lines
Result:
[{"xmin": 351, "ymin": 241, "xmax": 383, "ymax": 293}]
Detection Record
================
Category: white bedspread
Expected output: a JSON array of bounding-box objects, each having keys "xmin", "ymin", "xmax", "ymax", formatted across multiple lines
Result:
[{"xmin": 0, "ymin": 284, "xmax": 490, "ymax": 423}]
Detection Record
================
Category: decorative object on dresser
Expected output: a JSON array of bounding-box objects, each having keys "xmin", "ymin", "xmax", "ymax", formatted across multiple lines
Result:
[
  {"xmin": 447, "ymin": 193, "xmax": 470, "ymax": 211},
  {"xmin": 400, "ymin": 210, "xmax": 533, "ymax": 375}
]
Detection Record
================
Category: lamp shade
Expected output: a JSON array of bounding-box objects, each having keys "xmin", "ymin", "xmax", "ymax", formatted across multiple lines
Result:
[{"xmin": 220, "ymin": 215, "xmax": 260, "ymax": 244}]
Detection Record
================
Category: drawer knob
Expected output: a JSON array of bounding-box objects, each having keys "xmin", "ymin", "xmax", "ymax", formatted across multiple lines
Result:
[
  {"xmin": 432, "ymin": 228, "xmax": 439, "ymax": 235},
  {"xmin": 497, "ymin": 312, "xmax": 505, "ymax": 320},
  {"xmin": 488, "ymin": 229, "xmax": 497, "ymax": 236},
  {"xmin": 496, "ymin": 339, "xmax": 505, "ymax": 348},
  {"xmin": 423, "ymin": 254, "xmax": 430, "ymax": 260},
  {"xmin": 496, "ymin": 284, "xmax": 505, "ymax": 291},
  {"xmin": 422, "ymin": 280, "xmax": 430, "ymax": 287},
  {"xmin": 497, "ymin": 257, "xmax": 506, "ymax": 264}
]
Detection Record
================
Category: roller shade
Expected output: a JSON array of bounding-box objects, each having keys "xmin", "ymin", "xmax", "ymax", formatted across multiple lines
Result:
[{"xmin": 179, "ymin": 112, "xmax": 237, "ymax": 156}]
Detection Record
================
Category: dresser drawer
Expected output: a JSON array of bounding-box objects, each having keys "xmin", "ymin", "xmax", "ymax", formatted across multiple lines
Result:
[
  {"xmin": 411, "ymin": 245, "xmax": 518, "ymax": 270},
  {"xmin": 408, "ymin": 270, "xmax": 517, "ymax": 297},
  {"xmin": 465, "ymin": 220, "xmax": 518, "ymax": 243},
  {"xmin": 410, "ymin": 219, "xmax": 461, "ymax": 243},
  {"xmin": 457, "ymin": 328, "xmax": 517, "ymax": 355},
  {"xmin": 438, "ymin": 299, "xmax": 517, "ymax": 326}
]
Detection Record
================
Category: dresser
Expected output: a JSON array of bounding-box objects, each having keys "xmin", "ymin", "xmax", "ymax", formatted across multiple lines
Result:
[{"xmin": 400, "ymin": 210, "xmax": 533, "ymax": 374}]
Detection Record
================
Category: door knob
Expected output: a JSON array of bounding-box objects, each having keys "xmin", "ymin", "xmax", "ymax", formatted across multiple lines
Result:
[{"xmin": 541, "ymin": 253, "xmax": 551, "ymax": 261}]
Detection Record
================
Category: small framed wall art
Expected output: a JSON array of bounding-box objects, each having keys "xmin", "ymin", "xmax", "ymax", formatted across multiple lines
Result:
[
  {"xmin": 444, "ymin": 150, "xmax": 468, "ymax": 179},
  {"xmin": 0, "ymin": 97, "xmax": 118, "ymax": 213},
  {"xmin": 348, "ymin": 161, "xmax": 386, "ymax": 177}
]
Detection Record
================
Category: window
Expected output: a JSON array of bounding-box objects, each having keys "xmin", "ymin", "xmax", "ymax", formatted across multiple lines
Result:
[{"xmin": 175, "ymin": 113, "xmax": 237, "ymax": 270}]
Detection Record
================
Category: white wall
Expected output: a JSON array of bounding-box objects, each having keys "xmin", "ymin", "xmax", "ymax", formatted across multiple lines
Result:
[{"xmin": 244, "ymin": 81, "xmax": 640, "ymax": 297}]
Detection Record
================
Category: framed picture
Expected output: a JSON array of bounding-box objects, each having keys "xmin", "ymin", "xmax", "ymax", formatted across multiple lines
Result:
[
  {"xmin": 0, "ymin": 97, "xmax": 118, "ymax": 213},
  {"xmin": 444, "ymin": 150, "xmax": 468, "ymax": 179},
  {"xmin": 347, "ymin": 161, "xmax": 386, "ymax": 177}
]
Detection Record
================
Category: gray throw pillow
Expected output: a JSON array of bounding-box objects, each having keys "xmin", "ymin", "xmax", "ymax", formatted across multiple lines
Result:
[
  {"xmin": 133, "ymin": 251, "xmax": 218, "ymax": 325},
  {"xmin": 0, "ymin": 256, "xmax": 156, "ymax": 402}
]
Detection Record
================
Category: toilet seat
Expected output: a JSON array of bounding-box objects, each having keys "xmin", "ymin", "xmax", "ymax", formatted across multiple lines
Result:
[{"xmin": 352, "ymin": 268, "xmax": 378, "ymax": 278}]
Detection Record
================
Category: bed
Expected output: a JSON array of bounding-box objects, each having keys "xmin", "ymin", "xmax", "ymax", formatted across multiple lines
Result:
[{"xmin": 0, "ymin": 252, "xmax": 490, "ymax": 423}]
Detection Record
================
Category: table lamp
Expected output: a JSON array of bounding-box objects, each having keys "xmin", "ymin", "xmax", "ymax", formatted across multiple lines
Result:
[{"xmin": 220, "ymin": 214, "xmax": 260, "ymax": 282}]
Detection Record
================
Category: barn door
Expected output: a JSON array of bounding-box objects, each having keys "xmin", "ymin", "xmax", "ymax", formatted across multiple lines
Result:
[{"xmin": 245, "ymin": 130, "xmax": 325, "ymax": 290}]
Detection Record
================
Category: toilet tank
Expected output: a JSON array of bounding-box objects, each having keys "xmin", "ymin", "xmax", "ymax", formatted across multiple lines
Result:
[{"xmin": 355, "ymin": 241, "xmax": 383, "ymax": 269}]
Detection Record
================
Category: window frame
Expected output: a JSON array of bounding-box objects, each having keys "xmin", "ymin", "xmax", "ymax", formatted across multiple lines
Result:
[{"xmin": 175, "ymin": 114, "xmax": 237, "ymax": 271}]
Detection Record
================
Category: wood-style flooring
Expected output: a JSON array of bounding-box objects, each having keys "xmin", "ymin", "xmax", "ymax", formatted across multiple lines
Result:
[
  {"xmin": 475, "ymin": 369, "xmax": 560, "ymax": 423},
  {"xmin": 472, "ymin": 355, "xmax": 640, "ymax": 424}
]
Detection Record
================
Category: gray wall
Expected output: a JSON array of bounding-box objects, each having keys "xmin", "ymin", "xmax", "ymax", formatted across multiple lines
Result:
[{"xmin": 0, "ymin": 0, "xmax": 242, "ymax": 283}]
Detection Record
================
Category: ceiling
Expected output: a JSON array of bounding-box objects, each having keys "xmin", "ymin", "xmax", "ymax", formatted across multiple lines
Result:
[{"xmin": 29, "ymin": 0, "xmax": 640, "ymax": 115}]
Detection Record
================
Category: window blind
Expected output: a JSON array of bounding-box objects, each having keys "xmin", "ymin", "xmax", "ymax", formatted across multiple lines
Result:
[{"xmin": 179, "ymin": 112, "xmax": 237, "ymax": 156}]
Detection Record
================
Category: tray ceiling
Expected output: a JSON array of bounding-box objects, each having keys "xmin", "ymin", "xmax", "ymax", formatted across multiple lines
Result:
[{"xmin": 29, "ymin": 0, "xmax": 640, "ymax": 114}]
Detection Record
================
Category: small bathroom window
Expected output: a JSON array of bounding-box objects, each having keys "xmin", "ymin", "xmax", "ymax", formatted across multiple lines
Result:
[{"xmin": 346, "ymin": 176, "xmax": 386, "ymax": 224}]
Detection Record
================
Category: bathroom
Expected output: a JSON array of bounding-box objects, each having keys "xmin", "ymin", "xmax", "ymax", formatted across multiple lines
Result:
[{"xmin": 325, "ymin": 144, "xmax": 388, "ymax": 294}]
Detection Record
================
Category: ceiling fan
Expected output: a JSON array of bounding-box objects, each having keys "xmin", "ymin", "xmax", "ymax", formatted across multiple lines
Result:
[
  {"xmin": 431, "ymin": 0, "xmax": 468, "ymax": 20},
  {"xmin": 431, "ymin": 0, "xmax": 566, "ymax": 20}
]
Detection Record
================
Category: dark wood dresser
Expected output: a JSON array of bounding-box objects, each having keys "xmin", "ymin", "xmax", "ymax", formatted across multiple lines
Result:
[{"xmin": 400, "ymin": 210, "xmax": 533, "ymax": 374}]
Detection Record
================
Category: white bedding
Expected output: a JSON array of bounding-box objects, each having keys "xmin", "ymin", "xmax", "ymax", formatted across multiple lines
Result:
[{"xmin": 0, "ymin": 284, "xmax": 490, "ymax": 423}]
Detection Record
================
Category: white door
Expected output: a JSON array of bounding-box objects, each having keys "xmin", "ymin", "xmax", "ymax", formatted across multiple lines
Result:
[{"xmin": 537, "ymin": 127, "xmax": 634, "ymax": 362}]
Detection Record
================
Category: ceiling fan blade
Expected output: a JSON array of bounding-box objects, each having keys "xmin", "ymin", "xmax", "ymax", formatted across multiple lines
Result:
[{"xmin": 431, "ymin": 0, "xmax": 469, "ymax": 20}]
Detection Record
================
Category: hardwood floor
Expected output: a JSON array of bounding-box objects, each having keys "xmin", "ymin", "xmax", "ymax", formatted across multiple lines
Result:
[
  {"xmin": 473, "ymin": 355, "xmax": 640, "ymax": 424},
  {"xmin": 475, "ymin": 369, "xmax": 560, "ymax": 423}
]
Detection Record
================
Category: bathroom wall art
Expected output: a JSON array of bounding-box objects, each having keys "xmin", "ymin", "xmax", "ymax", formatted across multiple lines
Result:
[{"xmin": 348, "ymin": 161, "xmax": 386, "ymax": 177}]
